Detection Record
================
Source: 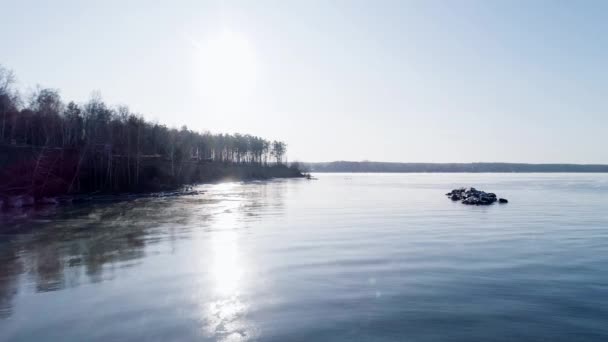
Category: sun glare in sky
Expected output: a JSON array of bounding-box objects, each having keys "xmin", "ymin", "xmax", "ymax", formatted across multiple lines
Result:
[{"xmin": 195, "ymin": 31, "xmax": 257, "ymax": 116}]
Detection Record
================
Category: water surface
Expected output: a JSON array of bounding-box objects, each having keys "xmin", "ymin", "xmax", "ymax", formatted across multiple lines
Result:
[{"xmin": 1, "ymin": 174, "xmax": 608, "ymax": 341}]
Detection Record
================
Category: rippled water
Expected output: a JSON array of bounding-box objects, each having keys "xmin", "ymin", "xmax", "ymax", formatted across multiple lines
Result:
[{"xmin": 1, "ymin": 173, "xmax": 608, "ymax": 341}]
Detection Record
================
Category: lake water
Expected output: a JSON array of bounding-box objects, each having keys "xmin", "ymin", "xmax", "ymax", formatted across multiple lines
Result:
[{"xmin": 1, "ymin": 173, "xmax": 608, "ymax": 341}]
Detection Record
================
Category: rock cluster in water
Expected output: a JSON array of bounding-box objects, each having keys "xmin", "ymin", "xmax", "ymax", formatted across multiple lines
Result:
[{"xmin": 445, "ymin": 187, "xmax": 508, "ymax": 205}]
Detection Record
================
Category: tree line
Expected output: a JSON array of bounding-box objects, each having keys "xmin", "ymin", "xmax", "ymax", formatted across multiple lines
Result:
[
  {"xmin": 0, "ymin": 65, "xmax": 296, "ymax": 196},
  {"xmin": 0, "ymin": 65, "xmax": 287, "ymax": 164}
]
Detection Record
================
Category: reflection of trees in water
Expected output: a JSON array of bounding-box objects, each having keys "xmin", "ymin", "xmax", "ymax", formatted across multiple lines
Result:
[
  {"xmin": 0, "ymin": 179, "xmax": 292, "ymax": 319},
  {"xmin": 32, "ymin": 244, "xmax": 65, "ymax": 292},
  {"xmin": 18, "ymin": 204, "xmax": 152, "ymax": 288},
  {"xmin": 0, "ymin": 200, "xmax": 169, "ymax": 318},
  {"xmin": 0, "ymin": 244, "xmax": 22, "ymax": 318}
]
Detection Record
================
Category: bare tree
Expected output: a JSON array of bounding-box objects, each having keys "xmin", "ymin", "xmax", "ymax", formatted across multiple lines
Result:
[
  {"xmin": 0, "ymin": 66, "xmax": 299, "ymax": 196},
  {"xmin": 0, "ymin": 65, "xmax": 17, "ymax": 141},
  {"xmin": 271, "ymin": 141, "xmax": 287, "ymax": 165}
]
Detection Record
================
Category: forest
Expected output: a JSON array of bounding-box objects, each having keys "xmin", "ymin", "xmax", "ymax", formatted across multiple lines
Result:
[{"xmin": 0, "ymin": 65, "xmax": 301, "ymax": 201}]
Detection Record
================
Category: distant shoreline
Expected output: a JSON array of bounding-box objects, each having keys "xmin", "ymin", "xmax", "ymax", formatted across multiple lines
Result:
[{"xmin": 306, "ymin": 161, "xmax": 608, "ymax": 173}]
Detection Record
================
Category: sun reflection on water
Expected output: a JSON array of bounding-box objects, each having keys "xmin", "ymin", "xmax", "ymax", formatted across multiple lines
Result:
[
  {"xmin": 200, "ymin": 184, "xmax": 257, "ymax": 341},
  {"xmin": 210, "ymin": 231, "xmax": 242, "ymax": 295}
]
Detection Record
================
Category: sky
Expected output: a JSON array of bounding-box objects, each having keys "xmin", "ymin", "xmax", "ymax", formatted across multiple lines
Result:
[{"xmin": 1, "ymin": 0, "xmax": 607, "ymax": 163}]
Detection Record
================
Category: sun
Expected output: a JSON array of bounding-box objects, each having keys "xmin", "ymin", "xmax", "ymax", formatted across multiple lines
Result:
[{"xmin": 194, "ymin": 31, "xmax": 257, "ymax": 111}]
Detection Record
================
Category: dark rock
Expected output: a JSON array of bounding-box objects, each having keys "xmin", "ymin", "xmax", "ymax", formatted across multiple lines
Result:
[
  {"xmin": 462, "ymin": 197, "xmax": 479, "ymax": 205},
  {"xmin": 446, "ymin": 187, "xmax": 507, "ymax": 206},
  {"xmin": 499, "ymin": 198, "xmax": 508, "ymax": 203}
]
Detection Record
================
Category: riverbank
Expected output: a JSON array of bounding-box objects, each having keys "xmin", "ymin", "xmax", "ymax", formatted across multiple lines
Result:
[{"xmin": 0, "ymin": 145, "xmax": 303, "ymax": 209}]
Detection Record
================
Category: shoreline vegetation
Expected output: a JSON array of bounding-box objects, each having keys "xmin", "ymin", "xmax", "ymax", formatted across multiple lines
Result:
[
  {"xmin": 307, "ymin": 161, "xmax": 608, "ymax": 173},
  {"xmin": 0, "ymin": 65, "xmax": 303, "ymax": 208}
]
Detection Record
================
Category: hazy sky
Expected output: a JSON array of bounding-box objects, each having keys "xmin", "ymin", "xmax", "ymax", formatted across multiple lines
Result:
[{"xmin": 1, "ymin": 0, "xmax": 607, "ymax": 163}]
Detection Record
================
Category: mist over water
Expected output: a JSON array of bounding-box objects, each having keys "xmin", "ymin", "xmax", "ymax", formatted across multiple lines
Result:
[{"xmin": 1, "ymin": 174, "xmax": 608, "ymax": 341}]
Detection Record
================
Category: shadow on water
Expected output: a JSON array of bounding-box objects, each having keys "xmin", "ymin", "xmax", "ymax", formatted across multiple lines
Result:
[{"xmin": 0, "ymin": 180, "xmax": 287, "ymax": 321}]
